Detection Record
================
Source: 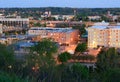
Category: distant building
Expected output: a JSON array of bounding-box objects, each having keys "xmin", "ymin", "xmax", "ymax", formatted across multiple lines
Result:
[
  {"xmin": 88, "ymin": 22, "xmax": 120, "ymax": 48},
  {"xmin": 55, "ymin": 21, "xmax": 83, "ymax": 27},
  {"xmin": 28, "ymin": 27, "xmax": 79, "ymax": 45},
  {"xmin": 52, "ymin": 15, "xmax": 74, "ymax": 20},
  {"xmin": 41, "ymin": 11, "xmax": 52, "ymax": 18},
  {"xmin": 41, "ymin": 14, "xmax": 74, "ymax": 21},
  {"xmin": 0, "ymin": 14, "xmax": 5, "ymax": 18},
  {"xmin": 45, "ymin": 21, "xmax": 83, "ymax": 27},
  {"xmin": 0, "ymin": 35, "xmax": 27, "ymax": 45},
  {"xmin": 14, "ymin": 41, "xmax": 36, "ymax": 57},
  {"xmin": 88, "ymin": 16, "xmax": 101, "ymax": 20},
  {"xmin": 112, "ymin": 15, "xmax": 119, "ymax": 21},
  {"xmin": 0, "ymin": 17, "xmax": 29, "ymax": 28},
  {"xmin": 0, "ymin": 37, "xmax": 18, "ymax": 45},
  {"xmin": 107, "ymin": 11, "xmax": 112, "ymax": 17}
]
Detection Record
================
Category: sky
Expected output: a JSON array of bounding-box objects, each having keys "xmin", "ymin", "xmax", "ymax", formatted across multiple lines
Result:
[{"xmin": 0, "ymin": 0, "xmax": 120, "ymax": 8}]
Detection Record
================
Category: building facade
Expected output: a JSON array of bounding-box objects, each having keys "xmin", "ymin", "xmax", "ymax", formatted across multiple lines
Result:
[
  {"xmin": 45, "ymin": 21, "xmax": 83, "ymax": 27},
  {"xmin": 28, "ymin": 27, "xmax": 79, "ymax": 45},
  {"xmin": 88, "ymin": 16, "xmax": 101, "ymax": 21},
  {"xmin": 88, "ymin": 22, "xmax": 120, "ymax": 48},
  {"xmin": 0, "ymin": 17, "xmax": 29, "ymax": 28}
]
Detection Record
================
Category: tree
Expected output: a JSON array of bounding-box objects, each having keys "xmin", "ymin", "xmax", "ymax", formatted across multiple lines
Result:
[
  {"xmin": 101, "ymin": 15, "xmax": 113, "ymax": 22},
  {"xmin": 27, "ymin": 39, "xmax": 58, "ymax": 68},
  {"xmin": 56, "ymin": 23, "xmax": 69, "ymax": 28},
  {"xmin": 58, "ymin": 52, "xmax": 71, "ymax": 63},
  {"xmin": 0, "ymin": 43, "xmax": 15, "ymax": 70},
  {"xmin": 75, "ymin": 43, "xmax": 87, "ymax": 53},
  {"xmin": 72, "ymin": 55, "xmax": 96, "ymax": 62},
  {"xmin": 33, "ymin": 22, "xmax": 41, "ymax": 27},
  {"xmin": 75, "ymin": 14, "xmax": 89, "ymax": 21},
  {"xmin": 96, "ymin": 48, "xmax": 120, "ymax": 72},
  {"xmin": 25, "ymin": 39, "xmax": 58, "ymax": 81},
  {"xmin": 42, "ymin": 23, "xmax": 46, "ymax": 27},
  {"xmin": 86, "ymin": 55, "xmax": 96, "ymax": 62},
  {"xmin": 46, "ymin": 17, "xmax": 56, "ymax": 21},
  {"xmin": 0, "ymin": 71, "xmax": 28, "ymax": 82},
  {"xmin": 72, "ymin": 24, "xmax": 86, "ymax": 35},
  {"xmin": 102, "ymin": 68, "xmax": 120, "ymax": 82},
  {"xmin": 29, "ymin": 22, "xmax": 33, "ymax": 25},
  {"xmin": 61, "ymin": 63, "xmax": 89, "ymax": 82}
]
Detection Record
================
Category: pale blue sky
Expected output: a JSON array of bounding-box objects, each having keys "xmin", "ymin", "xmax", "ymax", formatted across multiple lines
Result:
[{"xmin": 0, "ymin": 0, "xmax": 120, "ymax": 8}]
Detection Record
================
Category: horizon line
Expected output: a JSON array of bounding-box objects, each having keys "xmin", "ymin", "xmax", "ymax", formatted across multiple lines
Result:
[{"xmin": 0, "ymin": 6, "xmax": 120, "ymax": 9}]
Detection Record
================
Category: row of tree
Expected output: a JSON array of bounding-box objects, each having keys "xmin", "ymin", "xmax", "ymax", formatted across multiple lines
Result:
[
  {"xmin": 0, "ymin": 39, "xmax": 120, "ymax": 82},
  {"xmin": 2, "ymin": 7, "xmax": 120, "ymax": 16}
]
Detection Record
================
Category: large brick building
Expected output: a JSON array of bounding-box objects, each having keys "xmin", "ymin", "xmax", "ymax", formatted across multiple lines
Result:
[{"xmin": 28, "ymin": 27, "xmax": 79, "ymax": 45}]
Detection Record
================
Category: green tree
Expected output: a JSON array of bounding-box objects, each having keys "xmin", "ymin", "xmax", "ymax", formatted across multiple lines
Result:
[
  {"xmin": 46, "ymin": 17, "xmax": 56, "ymax": 21},
  {"xmin": 102, "ymin": 68, "xmax": 120, "ymax": 82},
  {"xmin": 72, "ymin": 24, "xmax": 86, "ymax": 35},
  {"xmin": 61, "ymin": 63, "xmax": 89, "ymax": 82},
  {"xmin": 96, "ymin": 48, "xmax": 120, "ymax": 72},
  {"xmin": 72, "ymin": 55, "xmax": 96, "ymax": 62},
  {"xmin": 0, "ymin": 71, "xmax": 28, "ymax": 82},
  {"xmin": 29, "ymin": 22, "xmax": 33, "ymax": 25},
  {"xmin": 58, "ymin": 52, "xmax": 71, "ymax": 63},
  {"xmin": 101, "ymin": 15, "xmax": 113, "ymax": 22},
  {"xmin": 34, "ymin": 22, "xmax": 41, "ymax": 27},
  {"xmin": 27, "ymin": 39, "xmax": 58, "ymax": 68},
  {"xmin": 0, "ymin": 44, "xmax": 15, "ymax": 71},
  {"xmin": 25, "ymin": 39, "xmax": 58, "ymax": 81},
  {"xmin": 75, "ymin": 43, "xmax": 87, "ymax": 53},
  {"xmin": 86, "ymin": 55, "xmax": 96, "ymax": 62},
  {"xmin": 42, "ymin": 23, "xmax": 46, "ymax": 27}
]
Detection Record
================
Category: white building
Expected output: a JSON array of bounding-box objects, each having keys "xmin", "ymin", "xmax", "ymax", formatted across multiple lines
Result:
[
  {"xmin": 41, "ymin": 14, "xmax": 74, "ymax": 20},
  {"xmin": 88, "ymin": 16, "xmax": 101, "ymax": 20},
  {"xmin": 0, "ymin": 17, "xmax": 29, "ymax": 28},
  {"xmin": 88, "ymin": 22, "xmax": 120, "ymax": 48}
]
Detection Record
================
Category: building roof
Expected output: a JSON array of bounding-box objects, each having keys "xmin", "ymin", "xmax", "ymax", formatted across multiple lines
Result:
[
  {"xmin": 0, "ymin": 38, "xmax": 6, "ymax": 40},
  {"xmin": 90, "ymin": 25, "xmax": 120, "ymax": 30},
  {"xmin": 94, "ymin": 21, "xmax": 109, "ymax": 26},
  {"xmin": 90, "ymin": 22, "xmax": 120, "ymax": 30},
  {"xmin": 90, "ymin": 26, "xmax": 107, "ymax": 29},
  {"xmin": 29, "ymin": 27, "xmax": 75, "ymax": 33},
  {"xmin": 16, "ymin": 41, "xmax": 36, "ymax": 48},
  {"xmin": 0, "ymin": 18, "xmax": 29, "ymax": 21}
]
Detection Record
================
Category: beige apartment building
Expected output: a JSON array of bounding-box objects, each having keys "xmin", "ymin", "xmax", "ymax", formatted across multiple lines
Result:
[{"xmin": 88, "ymin": 22, "xmax": 120, "ymax": 48}]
